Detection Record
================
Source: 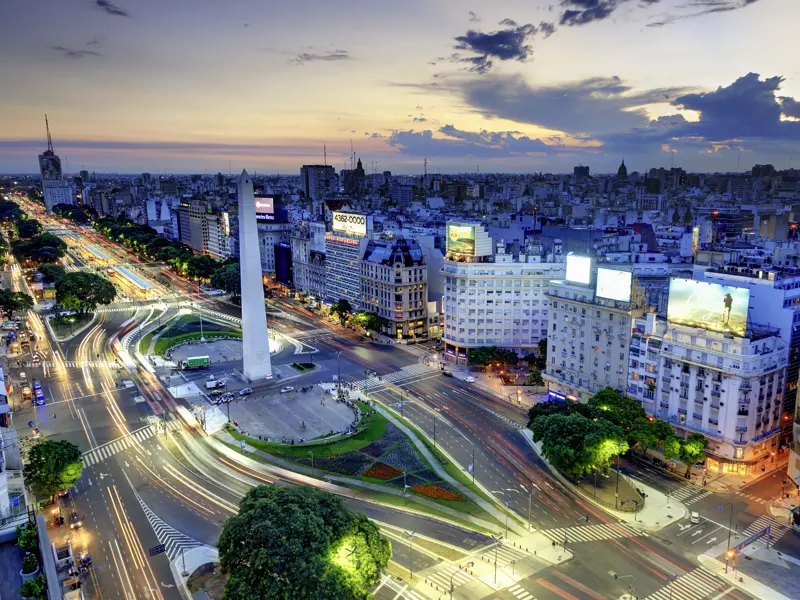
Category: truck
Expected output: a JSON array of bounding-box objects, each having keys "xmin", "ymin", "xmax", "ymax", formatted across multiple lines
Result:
[
  {"xmin": 181, "ymin": 356, "xmax": 210, "ymax": 370},
  {"xmin": 205, "ymin": 379, "xmax": 226, "ymax": 390}
]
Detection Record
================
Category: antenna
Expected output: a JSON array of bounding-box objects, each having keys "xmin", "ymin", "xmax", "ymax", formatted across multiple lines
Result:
[
  {"xmin": 736, "ymin": 151, "xmax": 741, "ymax": 173},
  {"xmin": 228, "ymin": 156, "xmax": 232, "ymax": 175},
  {"xmin": 350, "ymin": 140, "xmax": 354, "ymax": 171},
  {"xmin": 45, "ymin": 114, "xmax": 54, "ymax": 153},
  {"xmin": 424, "ymin": 158, "xmax": 427, "ymax": 178},
  {"xmin": 324, "ymin": 144, "xmax": 327, "ymax": 166}
]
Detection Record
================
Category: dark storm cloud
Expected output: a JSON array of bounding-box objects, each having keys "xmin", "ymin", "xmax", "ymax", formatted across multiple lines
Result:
[
  {"xmin": 559, "ymin": 0, "xmax": 625, "ymax": 26},
  {"xmin": 538, "ymin": 21, "xmax": 557, "ymax": 37},
  {"xmin": 451, "ymin": 21, "xmax": 538, "ymax": 74},
  {"xmin": 95, "ymin": 0, "xmax": 129, "ymax": 17},
  {"xmin": 290, "ymin": 50, "xmax": 352, "ymax": 65},
  {"xmin": 780, "ymin": 97, "xmax": 800, "ymax": 119},
  {"xmin": 451, "ymin": 74, "xmax": 693, "ymax": 135},
  {"xmin": 50, "ymin": 46, "xmax": 102, "ymax": 59},
  {"xmin": 375, "ymin": 125, "xmax": 553, "ymax": 158}
]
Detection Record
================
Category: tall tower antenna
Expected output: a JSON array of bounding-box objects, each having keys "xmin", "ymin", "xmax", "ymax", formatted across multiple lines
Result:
[
  {"xmin": 45, "ymin": 114, "xmax": 54, "ymax": 153},
  {"xmin": 324, "ymin": 144, "xmax": 327, "ymax": 166},
  {"xmin": 736, "ymin": 151, "xmax": 741, "ymax": 173},
  {"xmin": 424, "ymin": 158, "xmax": 427, "ymax": 178},
  {"xmin": 350, "ymin": 140, "xmax": 354, "ymax": 171}
]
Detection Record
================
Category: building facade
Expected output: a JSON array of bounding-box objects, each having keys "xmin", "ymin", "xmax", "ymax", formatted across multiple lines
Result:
[{"xmin": 361, "ymin": 237, "xmax": 428, "ymax": 340}]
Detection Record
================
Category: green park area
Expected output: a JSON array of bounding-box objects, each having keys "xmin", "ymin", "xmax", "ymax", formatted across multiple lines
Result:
[
  {"xmin": 290, "ymin": 361, "xmax": 317, "ymax": 373},
  {"xmin": 50, "ymin": 312, "xmax": 94, "ymax": 339},
  {"xmin": 142, "ymin": 314, "xmax": 241, "ymax": 356}
]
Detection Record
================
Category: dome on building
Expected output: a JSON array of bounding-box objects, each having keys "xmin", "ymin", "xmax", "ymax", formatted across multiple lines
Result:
[{"xmin": 617, "ymin": 159, "xmax": 628, "ymax": 180}]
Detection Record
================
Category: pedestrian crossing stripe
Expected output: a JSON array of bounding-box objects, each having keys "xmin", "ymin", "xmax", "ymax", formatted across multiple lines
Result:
[
  {"xmin": 740, "ymin": 515, "xmax": 790, "ymax": 543},
  {"xmin": 350, "ymin": 363, "xmax": 438, "ymax": 390},
  {"xmin": 476, "ymin": 543, "xmax": 530, "ymax": 570},
  {"xmin": 41, "ymin": 360, "xmax": 121, "ymax": 369},
  {"xmin": 734, "ymin": 492, "xmax": 768, "ymax": 504},
  {"xmin": 82, "ymin": 421, "xmax": 181, "ymax": 466},
  {"xmin": 423, "ymin": 563, "xmax": 474, "ymax": 592},
  {"xmin": 540, "ymin": 522, "xmax": 647, "ymax": 544},
  {"xmin": 684, "ymin": 490, "xmax": 713, "ymax": 505},
  {"xmin": 643, "ymin": 567, "xmax": 725, "ymax": 600},
  {"xmin": 668, "ymin": 486, "xmax": 705, "ymax": 501},
  {"xmin": 132, "ymin": 484, "xmax": 202, "ymax": 561},
  {"xmin": 508, "ymin": 583, "xmax": 535, "ymax": 600}
]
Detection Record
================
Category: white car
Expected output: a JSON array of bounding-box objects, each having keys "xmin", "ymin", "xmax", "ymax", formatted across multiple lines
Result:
[
  {"xmin": 690, "ymin": 511, "xmax": 700, "ymax": 524},
  {"xmin": 280, "ymin": 386, "xmax": 295, "ymax": 394},
  {"xmin": 463, "ymin": 376, "xmax": 475, "ymax": 383}
]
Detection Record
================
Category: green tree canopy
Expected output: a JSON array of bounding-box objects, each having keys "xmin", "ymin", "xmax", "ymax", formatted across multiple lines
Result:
[
  {"xmin": 11, "ymin": 233, "xmax": 67, "ymax": 265},
  {"xmin": 218, "ymin": 485, "xmax": 391, "ymax": 600},
  {"xmin": 330, "ymin": 299, "xmax": 353, "ymax": 324},
  {"xmin": 0, "ymin": 289, "xmax": 33, "ymax": 317},
  {"xmin": 210, "ymin": 262, "xmax": 241, "ymax": 298},
  {"xmin": 0, "ymin": 199, "xmax": 23, "ymax": 223},
  {"xmin": 351, "ymin": 311, "xmax": 383, "ymax": 332},
  {"xmin": 527, "ymin": 400, "xmax": 571, "ymax": 427},
  {"xmin": 55, "ymin": 271, "xmax": 117, "ymax": 314},
  {"xmin": 663, "ymin": 435, "xmax": 681, "ymax": 460},
  {"xmin": 531, "ymin": 412, "xmax": 628, "ymax": 480},
  {"xmin": 52, "ymin": 203, "xmax": 97, "ymax": 224},
  {"xmin": 527, "ymin": 370, "xmax": 545, "ymax": 388},
  {"xmin": 17, "ymin": 219, "xmax": 43, "ymax": 239},
  {"xmin": 679, "ymin": 433, "xmax": 708, "ymax": 476},
  {"xmin": 38, "ymin": 262, "xmax": 66, "ymax": 284},
  {"xmin": 23, "ymin": 440, "xmax": 83, "ymax": 497},
  {"xmin": 186, "ymin": 254, "xmax": 220, "ymax": 280},
  {"xmin": 587, "ymin": 388, "xmax": 646, "ymax": 432},
  {"xmin": 630, "ymin": 417, "xmax": 674, "ymax": 455},
  {"xmin": 467, "ymin": 346, "xmax": 519, "ymax": 367}
]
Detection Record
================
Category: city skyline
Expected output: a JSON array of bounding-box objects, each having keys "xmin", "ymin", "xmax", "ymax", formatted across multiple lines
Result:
[{"xmin": 1, "ymin": 0, "xmax": 799, "ymax": 174}]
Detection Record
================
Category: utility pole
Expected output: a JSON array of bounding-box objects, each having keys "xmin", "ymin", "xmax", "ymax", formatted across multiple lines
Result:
[{"xmin": 403, "ymin": 530, "xmax": 416, "ymax": 580}]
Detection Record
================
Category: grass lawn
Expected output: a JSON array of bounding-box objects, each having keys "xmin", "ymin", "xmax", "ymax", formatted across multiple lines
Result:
[
  {"xmin": 154, "ymin": 330, "xmax": 242, "ymax": 355},
  {"xmin": 50, "ymin": 313, "xmax": 94, "ymax": 339},
  {"xmin": 226, "ymin": 402, "xmax": 386, "ymax": 459},
  {"xmin": 290, "ymin": 362, "xmax": 317, "ymax": 373}
]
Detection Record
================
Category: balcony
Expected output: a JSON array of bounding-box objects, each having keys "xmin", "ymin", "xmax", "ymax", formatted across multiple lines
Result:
[
  {"xmin": 660, "ymin": 401, "xmax": 670, "ymax": 409},
  {"xmin": 711, "ymin": 391, "xmax": 721, "ymax": 398},
  {"xmin": 738, "ymin": 409, "xmax": 749, "ymax": 416},
  {"xmin": 710, "ymin": 402, "xmax": 720, "ymax": 410},
  {"xmin": 735, "ymin": 425, "xmax": 748, "ymax": 432}
]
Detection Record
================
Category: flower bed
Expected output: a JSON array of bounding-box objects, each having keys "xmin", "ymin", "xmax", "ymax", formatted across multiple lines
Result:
[
  {"xmin": 385, "ymin": 473, "xmax": 426, "ymax": 488},
  {"xmin": 379, "ymin": 441, "xmax": 428, "ymax": 473},
  {"xmin": 360, "ymin": 424, "xmax": 404, "ymax": 457},
  {"xmin": 284, "ymin": 452, "xmax": 372, "ymax": 476},
  {"xmin": 411, "ymin": 484, "xmax": 467, "ymax": 502},
  {"xmin": 411, "ymin": 468, "xmax": 441, "ymax": 483},
  {"xmin": 363, "ymin": 462, "xmax": 403, "ymax": 480}
]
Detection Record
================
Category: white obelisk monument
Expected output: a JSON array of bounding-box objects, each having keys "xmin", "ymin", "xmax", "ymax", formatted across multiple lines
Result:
[{"xmin": 237, "ymin": 170, "xmax": 272, "ymax": 380}]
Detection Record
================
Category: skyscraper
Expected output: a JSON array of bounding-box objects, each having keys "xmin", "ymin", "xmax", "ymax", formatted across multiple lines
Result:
[{"xmin": 38, "ymin": 115, "xmax": 72, "ymax": 211}]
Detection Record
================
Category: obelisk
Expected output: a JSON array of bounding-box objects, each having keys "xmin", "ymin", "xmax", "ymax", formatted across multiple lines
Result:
[{"xmin": 237, "ymin": 170, "xmax": 272, "ymax": 380}]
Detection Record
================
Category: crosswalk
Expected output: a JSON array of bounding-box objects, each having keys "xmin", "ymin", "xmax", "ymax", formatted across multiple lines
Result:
[
  {"xmin": 132, "ymin": 484, "xmax": 203, "ymax": 561},
  {"xmin": 40, "ymin": 360, "xmax": 121, "ymax": 369},
  {"xmin": 734, "ymin": 490, "xmax": 769, "ymax": 505},
  {"xmin": 508, "ymin": 583, "xmax": 535, "ymax": 600},
  {"xmin": 667, "ymin": 486, "xmax": 711, "ymax": 504},
  {"xmin": 684, "ymin": 490, "xmax": 713, "ymax": 506},
  {"xmin": 290, "ymin": 328, "xmax": 332, "ymax": 340},
  {"xmin": 82, "ymin": 426, "xmax": 156, "ymax": 466},
  {"xmin": 540, "ymin": 522, "xmax": 647, "ymax": 544},
  {"xmin": 643, "ymin": 567, "xmax": 726, "ymax": 600},
  {"xmin": 740, "ymin": 515, "xmax": 791, "ymax": 543},
  {"xmin": 351, "ymin": 364, "xmax": 438, "ymax": 390},
  {"xmin": 476, "ymin": 543, "xmax": 530, "ymax": 570},
  {"xmin": 423, "ymin": 562, "xmax": 475, "ymax": 593}
]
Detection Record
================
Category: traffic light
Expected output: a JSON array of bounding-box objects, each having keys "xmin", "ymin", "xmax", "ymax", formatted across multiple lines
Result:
[{"xmin": 725, "ymin": 549, "xmax": 735, "ymax": 561}]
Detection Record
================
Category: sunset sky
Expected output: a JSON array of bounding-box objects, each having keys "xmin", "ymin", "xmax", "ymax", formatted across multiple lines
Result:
[{"xmin": 1, "ymin": 0, "xmax": 798, "ymax": 174}]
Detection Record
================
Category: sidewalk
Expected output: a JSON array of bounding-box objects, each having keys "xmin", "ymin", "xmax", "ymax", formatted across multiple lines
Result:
[{"xmin": 520, "ymin": 430, "xmax": 687, "ymax": 532}]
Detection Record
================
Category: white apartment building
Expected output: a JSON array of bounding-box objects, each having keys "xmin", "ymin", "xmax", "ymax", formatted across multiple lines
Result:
[
  {"xmin": 257, "ymin": 222, "xmax": 292, "ymax": 275},
  {"xmin": 628, "ymin": 313, "xmax": 787, "ymax": 476},
  {"xmin": 546, "ymin": 277, "xmax": 646, "ymax": 402},
  {"xmin": 291, "ymin": 222, "xmax": 327, "ymax": 302},
  {"xmin": 443, "ymin": 248, "xmax": 564, "ymax": 362}
]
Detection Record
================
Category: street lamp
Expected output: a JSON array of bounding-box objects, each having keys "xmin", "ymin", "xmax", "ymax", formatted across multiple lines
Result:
[
  {"xmin": 403, "ymin": 530, "xmax": 417, "ymax": 580},
  {"xmin": 615, "ymin": 440, "xmax": 621, "ymax": 510},
  {"xmin": 449, "ymin": 561, "xmax": 474, "ymax": 600},
  {"xmin": 613, "ymin": 573, "xmax": 635, "ymax": 598},
  {"xmin": 308, "ymin": 450, "xmax": 314, "ymax": 469},
  {"xmin": 718, "ymin": 503, "xmax": 735, "ymax": 572},
  {"xmin": 336, "ymin": 351, "xmax": 342, "ymax": 394},
  {"xmin": 491, "ymin": 534, "xmax": 503, "ymax": 584}
]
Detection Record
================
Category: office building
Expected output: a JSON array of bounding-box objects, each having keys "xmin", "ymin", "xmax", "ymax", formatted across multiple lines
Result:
[
  {"xmin": 325, "ymin": 212, "xmax": 372, "ymax": 309},
  {"xmin": 361, "ymin": 237, "xmax": 428, "ymax": 340},
  {"xmin": 38, "ymin": 116, "xmax": 72, "ymax": 211},
  {"xmin": 291, "ymin": 222, "xmax": 327, "ymax": 302},
  {"xmin": 301, "ymin": 165, "xmax": 338, "ymax": 201}
]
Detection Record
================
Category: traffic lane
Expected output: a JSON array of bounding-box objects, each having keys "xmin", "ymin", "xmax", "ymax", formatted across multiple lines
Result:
[
  {"xmin": 382, "ymin": 536, "xmax": 440, "ymax": 577},
  {"xmin": 617, "ymin": 454, "xmax": 691, "ymax": 495},
  {"xmin": 430, "ymin": 375, "xmax": 529, "ymax": 424},
  {"xmin": 316, "ymin": 336, "xmax": 420, "ymax": 375},
  {"xmin": 369, "ymin": 387, "xmax": 583, "ymax": 529}
]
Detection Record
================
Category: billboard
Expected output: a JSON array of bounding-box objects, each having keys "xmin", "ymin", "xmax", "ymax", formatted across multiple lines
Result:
[
  {"xmin": 332, "ymin": 212, "xmax": 368, "ymax": 237},
  {"xmin": 667, "ymin": 279, "xmax": 750, "ymax": 337},
  {"xmin": 565, "ymin": 254, "xmax": 591, "ymax": 285},
  {"xmin": 255, "ymin": 196, "xmax": 275, "ymax": 222},
  {"xmin": 596, "ymin": 268, "xmax": 632, "ymax": 302},
  {"xmin": 446, "ymin": 224, "xmax": 476, "ymax": 256},
  {"xmin": 692, "ymin": 226, "xmax": 700, "ymax": 256}
]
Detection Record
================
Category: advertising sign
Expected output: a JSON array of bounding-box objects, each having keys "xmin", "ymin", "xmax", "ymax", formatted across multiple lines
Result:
[
  {"xmin": 446, "ymin": 224, "xmax": 476, "ymax": 255},
  {"xmin": 596, "ymin": 268, "xmax": 632, "ymax": 302},
  {"xmin": 692, "ymin": 226, "xmax": 700, "ymax": 256},
  {"xmin": 667, "ymin": 278, "xmax": 750, "ymax": 337},
  {"xmin": 565, "ymin": 254, "xmax": 592, "ymax": 285},
  {"xmin": 254, "ymin": 196, "xmax": 275, "ymax": 222},
  {"xmin": 332, "ymin": 212, "xmax": 368, "ymax": 237}
]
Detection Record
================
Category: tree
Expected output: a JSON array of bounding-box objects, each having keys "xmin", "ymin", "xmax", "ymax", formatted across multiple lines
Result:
[
  {"xmin": 672, "ymin": 207, "xmax": 682, "ymax": 224},
  {"xmin": 630, "ymin": 417, "xmax": 673, "ymax": 456},
  {"xmin": 17, "ymin": 219, "xmax": 43, "ymax": 239},
  {"xmin": 11, "ymin": 233, "xmax": 66, "ymax": 265},
  {"xmin": 210, "ymin": 263, "xmax": 241, "ymax": 299},
  {"xmin": 494, "ymin": 348, "xmax": 519, "ymax": 367},
  {"xmin": 23, "ymin": 440, "xmax": 83, "ymax": 498},
  {"xmin": 679, "ymin": 433, "xmax": 708, "ymax": 477},
  {"xmin": 0, "ymin": 200, "xmax": 23, "ymax": 223},
  {"xmin": 55, "ymin": 272, "xmax": 116, "ymax": 315},
  {"xmin": 531, "ymin": 413, "xmax": 628, "ymax": 480},
  {"xmin": 38, "ymin": 263, "xmax": 66, "ymax": 284},
  {"xmin": 663, "ymin": 435, "xmax": 681, "ymax": 460},
  {"xmin": 587, "ymin": 388, "xmax": 646, "ymax": 433},
  {"xmin": 20, "ymin": 574, "xmax": 46, "ymax": 600},
  {"xmin": 330, "ymin": 299, "xmax": 353, "ymax": 325},
  {"xmin": 218, "ymin": 485, "xmax": 390, "ymax": 600},
  {"xmin": 682, "ymin": 206, "xmax": 693, "ymax": 224},
  {"xmin": 467, "ymin": 346, "xmax": 495, "ymax": 366},
  {"xmin": 536, "ymin": 338, "xmax": 548, "ymax": 369},
  {"xmin": 52, "ymin": 203, "xmax": 97, "ymax": 224},
  {"xmin": 352, "ymin": 311, "xmax": 383, "ymax": 333},
  {"xmin": 186, "ymin": 254, "xmax": 220, "ymax": 280},
  {"xmin": 527, "ymin": 400, "xmax": 570, "ymax": 428},
  {"xmin": 0, "ymin": 289, "xmax": 33, "ymax": 318},
  {"xmin": 527, "ymin": 370, "xmax": 545, "ymax": 388}
]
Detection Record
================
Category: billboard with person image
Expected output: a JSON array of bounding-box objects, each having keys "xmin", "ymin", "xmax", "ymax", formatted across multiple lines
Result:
[{"xmin": 667, "ymin": 278, "xmax": 749, "ymax": 337}]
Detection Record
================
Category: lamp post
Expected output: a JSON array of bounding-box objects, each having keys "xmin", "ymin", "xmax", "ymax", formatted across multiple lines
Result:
[
  {"xmin": 336, "ymin": 350, "xmax": 342, "ymax": 395},
  {"xmin": 308, "ymin": 450, "xmax": 314, "ymax": 469},
  {"xmin": 718, "ymin": 503, "xmax": 735, "ymax": 572},
  {"xmin": 433, "ymin": 415, "xmax": 437, "ymax": 449},
  {"xmin": 491, "ymin": 535, "xmax": 503, "ymax": 584},
  {"xmin": 449, "ymin": 561, "xmax": 474, "ymax": 600},
  {"xmin": 403, "ymin": 530, "xmax": 417, "ymax": 580},
  {"xmin": 471, "ymin": 447, "xmax": 475, "ymax": 485},
  {"xmin": 615, "ymin": 440, "xmax": 621, "ymax": 510}
]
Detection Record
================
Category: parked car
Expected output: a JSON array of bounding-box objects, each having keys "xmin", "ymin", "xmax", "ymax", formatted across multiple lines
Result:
[
  {"xmin": 238, "ymin": 388, "xmax": 253, "ymax": 396},
  {"xmin": 69, "ymin": 511, "xmax": 83, "ymax": 530},
  {"xmin": 690, "ymin": 511, "xmax": 700, "ymax": 524},
  {"xmin": 441, "ymin": 371, "xmax": 453, "ymax": 378},
  {"xmin": 280, "ymin": 386, "xmax": 295, "ymax": 393},
  {"xmin": 463, "ymin": 376, "xmax": 475, "ymax": 383},
  {"xmin": 32, "ymin": 379, "xmax": 42, "ymax": 391},
  {"xmin": 209, "ymin": 389, "xmax": 223, "ymax": 397}
]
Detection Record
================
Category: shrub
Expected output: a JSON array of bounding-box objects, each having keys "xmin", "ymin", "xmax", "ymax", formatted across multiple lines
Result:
[
  {"xmin": 17, "ymin": 523, "xmax": 38, "ymax": 553},
  {"xmin": 21, "ymin": 573, "xmax": 46, "ymax": 599},
  {"xmin": 411, "ymin": 484, "xmax": 466, "ymax": 502},
  {"xmin": 22, "ymin": 553, "xmax": 39, "ymax": 574},
  {"xmin": 363, "ymin": 462, "xmax": 403, "ymax": 480}
]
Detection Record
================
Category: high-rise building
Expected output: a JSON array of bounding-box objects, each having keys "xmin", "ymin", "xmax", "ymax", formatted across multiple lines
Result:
[
  {"xmin": 79, "ymin": 170, "xmax": 89, "ymax": 182},
  {"xmin": 301, "ymin": 165, "xmax": 337, "ymax": 202},
  {"xmin": 325, "ymin": 212, "xmax": 372, "ymax": 309},
  {"xmin": 38, "ymin": 115, "xmax": 72, "ymax": 211}
]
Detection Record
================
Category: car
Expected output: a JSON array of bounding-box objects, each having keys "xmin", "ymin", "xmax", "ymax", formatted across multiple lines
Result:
[
  {"xmin": 441, "ymin": 371, "xmax": 453, "ymax": 377},
  {"xmin": 32, "ymin": 379, "xmax": 42, "ymax": 391},
  {"xmin": 280, "ymin": 386, "xmax": 295, "ymax": 393},
  {"xmin": 238, "ymin": 388, "xmax": 253, "ymax": 396},
  {"xmin": 463, "ymin": 376, "xmax": 475, "ymax": 383},
  {"xmin": 690, "ymin": 511, "xmax": 700, "ymax": 524},
  {"xmin": 209, "ymin": 389, "xmax": 223, "ymax": 397},
  {"xmin": 69, "ymin": 511, "xmax": 83, "ymax": 530}
]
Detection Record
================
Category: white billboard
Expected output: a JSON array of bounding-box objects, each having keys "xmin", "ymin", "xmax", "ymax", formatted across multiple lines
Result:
[
  {"xmin": 596, "ymin": 268, "xmax": 632, "ymax": 302},
  {"xmin": 565, "ymin": 254, "xmax": 592, "ymax": 285},
  {"xmin": 332, "ymin": 212, "xmax": 368, "ymax": 237}
]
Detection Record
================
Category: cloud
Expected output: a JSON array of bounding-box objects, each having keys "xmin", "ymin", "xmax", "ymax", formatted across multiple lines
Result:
[
  {"xmin": 290, "ymin": 50, "xmax": 352, "ymax": 65},
  {"xmin": 375, "ymin": 125, "xmax": 554, "ymax": 158},
  {"xmin": 451, "ymin": 21, "xmax": 538, "ymax": 74},
  {"xmin": 468, "ymin": 11, "xmax": 480, "ymax": 22},
  {"xmin": 780, "ymin": 97, "xmax": 800, "ymax": 119},
  {"xmin": 86, "ymin": 38, "xmax": 105, "ymax": 48},
  {"xmin": 538, "ymin": 21, "xmax": 557, "ymax": 37},
  {"xmin": 50, "ymin": 46, "xmax": 102, "ymax": 59},
  {"xmin": 95, "ymin": 0, "xmax": 129, "ymax": 17},
  {"xmin": 413, "ymin": 117, "xmax": 427, "ymax": 122},
  {"xmin": 559, "ymin": 0, "xmax": 625, "ymax": 26},
  {"xmin": 451, "ymin": 74, "xmax": 693, "ymax": 135},
  {"xmin": 647, "ymin": 0, "xmax": 762, "ymax": 27}
]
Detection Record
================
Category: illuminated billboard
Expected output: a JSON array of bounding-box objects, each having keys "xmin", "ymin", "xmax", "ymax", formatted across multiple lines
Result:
[
  {"xmin": 255, "ymin": 196, "xmax": 275, "ymax": 222},
  {"xmin": 565, "ymin": 254, "xmax": 592, "ymax": 285},
  {"xmin": 667, "ymin": 279, "xmax": 750, "ymax": 337},
  {"xmin": 446, "ymin": 224, "xmax": 476, "ymax": 256},
  {"xmin": 692, "ymin": 226, "xmax": 700, "ymax": 256},
  {"xmin": 596, "ymin": 268, "xmax": 632, "ymax": 302},
  {"xmin": 332, "ymin": 212, "xmax": 368, "ymax": 237}
]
